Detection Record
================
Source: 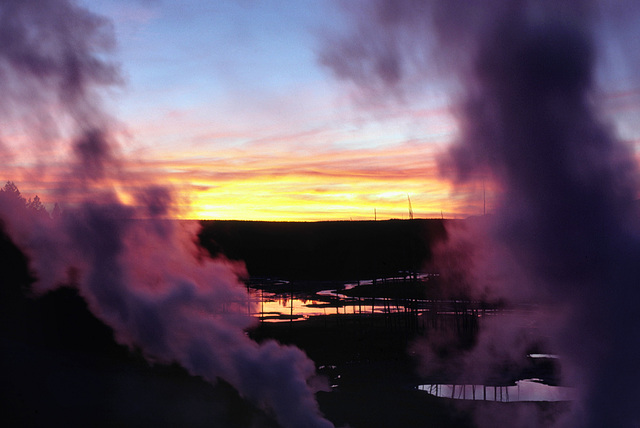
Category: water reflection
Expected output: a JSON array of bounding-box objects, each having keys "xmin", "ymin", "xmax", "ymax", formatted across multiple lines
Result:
[
  {"xmin": 248, "ymin": 287, "xmax": 434, "ymax": 322},
  {"xmin": 250, "ymin": 290, "xmax": 331, "ymax": 321},
  {"xmin": 247, "ymin": 274, "xmax": 452, "ymax": 322},
  {"xmin": 417, "ymin": 379, "xmax": 574, "ymax": 402},
  {"xmin": 248, "ymin": 288, "xmax": 397, "ymax": 322}
]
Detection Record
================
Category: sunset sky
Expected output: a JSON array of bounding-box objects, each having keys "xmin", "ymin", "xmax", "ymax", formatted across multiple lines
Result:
[{"xmin": 6, "ymin": 0, "xmax": 640, "ymax": 221}]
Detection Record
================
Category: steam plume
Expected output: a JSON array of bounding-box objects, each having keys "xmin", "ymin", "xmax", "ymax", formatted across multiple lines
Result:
[
  {"xmin": 0, "ymin": 0, "xmax": 120, "ymax": 141},
  {"xmin": 322, "ymin": 1, "xmax": 640, "ymax": 426},
  {"xmin": 0, "ymin": 1, "xmax": 333, "ymax": 427}
]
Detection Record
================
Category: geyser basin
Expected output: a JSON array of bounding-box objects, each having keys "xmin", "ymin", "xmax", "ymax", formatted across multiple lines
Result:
[{"xmin": 418, "ymin": 379, "xmax": 575, "ymax": 402}]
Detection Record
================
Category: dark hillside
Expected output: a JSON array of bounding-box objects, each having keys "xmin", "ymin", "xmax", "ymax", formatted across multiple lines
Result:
[
  {"xmin": 0, "ymin": 227, "xmax": 278, "ymax": 428},
  {"xmin": 198, "ymin": 219, "xmax": 449, "ymax": 280}
]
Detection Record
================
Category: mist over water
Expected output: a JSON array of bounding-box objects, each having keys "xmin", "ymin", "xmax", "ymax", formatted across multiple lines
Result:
[
  {"xmin": 322, "ymin": 1, "xmax": 640, "ymax": 427},
  {"xmin": 0, "ymin": 1, "xmax": 333, "ymax": 427}
]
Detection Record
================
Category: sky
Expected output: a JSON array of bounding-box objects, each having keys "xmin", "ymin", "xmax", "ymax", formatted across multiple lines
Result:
[{"xmin": 4, "ymin": 0, "xmax": 640, "ymax": 221}]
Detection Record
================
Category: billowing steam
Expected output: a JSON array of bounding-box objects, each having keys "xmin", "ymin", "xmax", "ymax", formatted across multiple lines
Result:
[
  {"xmin": 322, "ymin": 1, "xmax": 640, "ymax": 427},
  {"xmin": 0, "ymin": 0, "xmax": 120, "ymax": 143},
  {"xmin": 0, "ymin": 1, "xmax": 332, "ymax": 427}
]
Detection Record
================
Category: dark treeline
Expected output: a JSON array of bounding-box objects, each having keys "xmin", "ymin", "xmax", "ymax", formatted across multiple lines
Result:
[
  {"xmin": 198, "ymin": 219, "xmax": 449, "ymax": 281},
  {"xmin": 0, "ymin": 181, "xmax": 61, "ymax": 219}
]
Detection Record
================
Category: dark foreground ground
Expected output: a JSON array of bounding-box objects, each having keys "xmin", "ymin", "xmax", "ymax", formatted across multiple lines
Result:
[
  {"xmin": 2, "ymin": 296, "xmax": 566, "ymax": 428},
  {"xmin": 1, "ymin": 220, "xmax": 568, "ymax": 427}
]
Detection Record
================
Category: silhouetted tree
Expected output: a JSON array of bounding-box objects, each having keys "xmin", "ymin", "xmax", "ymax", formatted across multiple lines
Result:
[
  {"xmin": 51, "ymin": 202, "xmax": 62, "ymax": 220},
  {"xmin": 27, "ymin": 195, "xmax": 48, "ymax": 217},
  {"xmin": 1, "ymin": 181, "xmax": 26, "ymax": 205},
  {"xmin": 0, "ymin": 181, "xmax": 51, "ymax": 219}
]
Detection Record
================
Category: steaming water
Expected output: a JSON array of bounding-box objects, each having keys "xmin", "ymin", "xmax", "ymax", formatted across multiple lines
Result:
[
  {"xmin": 250, "ymin": 289, "xmax": 412, "ymax": 321},
  {"xmin": 249, "ymin": 289, "xmax": 333, "ymax": 321},
  {"xmin": 249, "ymin": 275, "xmax": 440, "ymax": 322},
  {"xmin": 418, "ymin": 379, "xmax": 575, "ymax": 402}
]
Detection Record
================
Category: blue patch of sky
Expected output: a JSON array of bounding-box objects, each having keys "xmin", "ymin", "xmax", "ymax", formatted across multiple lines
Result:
[{"xmin": 83, "ymin": 1, "xmax": 339, "ymax": 113}]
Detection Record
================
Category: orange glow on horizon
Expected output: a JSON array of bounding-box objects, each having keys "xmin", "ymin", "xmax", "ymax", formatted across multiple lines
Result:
[
  {"xmin": 1, "ymin": 132, "xmax": 496, "ymax": 221},
  {"xmin": 180, "ymin": 176, "xmax": 468, "ymax": 221},
  {"xmin": 1, "ymin": 166, "xmax": 491, "ymax": 223}
]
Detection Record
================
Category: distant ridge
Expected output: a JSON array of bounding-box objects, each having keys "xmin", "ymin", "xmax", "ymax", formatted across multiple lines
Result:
[{"xmin": 198, "ymin": 218, "xmax": 450, "ymax": 281}]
